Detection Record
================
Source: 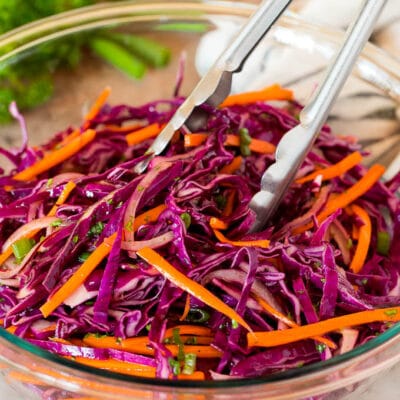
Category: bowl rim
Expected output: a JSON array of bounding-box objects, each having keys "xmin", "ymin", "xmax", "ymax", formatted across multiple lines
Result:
[{"xmin": 0, "ymin": 0, "xmax": 399, "ymax": 391}]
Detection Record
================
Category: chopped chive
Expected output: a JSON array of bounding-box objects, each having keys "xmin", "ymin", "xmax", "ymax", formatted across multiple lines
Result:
[
  {"xmin": 182, "ymin": 353, "xmax": 197, "ymax": 375},
  {"xmin": 89, "ymin": 221, "xmax": 105, "ymax": 236},
  {"xmin": 72, "ymin": 235, "xmax": 79, "ymax": 244},
  {"xmin": 231, "ymin": 319, "xmax": 239, "ymax": 329},
  {"xmin": 50, "ymin": 219, "xmax": 63, "ymax": 227},
  {"xmin": 168, "ymin": 357, "xmax": 181, "ymax": 376},
  {"xmin": 384, "ymin": 309, "xmax": 398, "ymax": 317},
  {"xmin": 104, "ymin": 32, "xmax": 171, "ymax": 68},
  {"xmin": 78, "ymin": 252, "xmax": 92, "ymax": 263},
  {"xmin": 238, "ymin": 128, "xmax": 251, "ymax": 156},
  {"xmin": 89, "ymin": 37, "xmax": 146, "ymax": 80},
  {"xmin": 316, "ymin": 343, "xmax": 326, "ymax": 353},
  {"xmin": 172, "ymin": 328, "xmax": 185, "ymax": 362},
  {"xmin": 180, "ymin": 212, "xmax": 191, "ymax": 229},
  {"xmin": 186, "ymin": 308, "xmax": 210, "ymax": 323},
  {"xmin": 11, "ymin": 238, "xmax": 36, "ymax": 263},
  {"xmin": 377, "ymin": 231, "xmax": 390, "ymax": 256}
]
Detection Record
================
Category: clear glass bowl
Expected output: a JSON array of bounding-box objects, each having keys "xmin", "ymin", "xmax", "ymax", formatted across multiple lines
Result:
[{"xmin": 0, "ymin": 1, "xmax": 399, "ymax": 399}]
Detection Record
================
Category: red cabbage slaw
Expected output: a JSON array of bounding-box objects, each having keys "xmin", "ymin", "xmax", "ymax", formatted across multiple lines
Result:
[{"xmin": 0, "ymin": 86, "xmax": 399, "ymax": 381}]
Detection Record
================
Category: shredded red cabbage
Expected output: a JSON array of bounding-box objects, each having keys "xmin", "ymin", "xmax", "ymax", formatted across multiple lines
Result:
[{"xmin": 0, "ymin": 90, "xmax": 399, "ymax": 381}]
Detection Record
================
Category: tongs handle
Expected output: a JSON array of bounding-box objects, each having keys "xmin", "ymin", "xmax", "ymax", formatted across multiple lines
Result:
[
  {"xmin": 249, "ymin": 0, "xmax": 387, "ymax": 232},
  {"xmin": 219, "ymin": 0, "xmax": 292, "ymax": 73},
  {"xmin": 300, "ymin": 0, "xmax": 387, "ymax": 130}
]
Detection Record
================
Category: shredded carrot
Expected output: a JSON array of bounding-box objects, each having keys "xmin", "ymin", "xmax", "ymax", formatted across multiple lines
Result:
[
  {"xmin": 296, "ymin": 152, "xmax": 363, "ymax": 184},
  {"xmin": 58, "ymin": 128, "xmax": 81, "ymax": 147},
  {"xmin": 13, "ymin": 129, "xmax": 96, "ymax": 182},
  {"xmin": 209, "ymin": 217, "xmax": 229, "ymax": 230},
  {"xmin": 164, "ymin": 325, "xmax": 212, "ymax": 338},
  {"xmin": 0, "ymin": 247, "xmax": 13, "ymax": 266},
  {"xmin": 247, "ymin": 307, "xmax": 400, "ymax": 348},
  {"xmin": 126, "ymin": 123, "xmax": 166, "ymax": 146},
  {"xmin": 40, "ymin": 232, "xmax": 117, "ymax": 318},
  {"xmin": 220, "ymin": 84, "xmax": 293, "ymax": 107},
  {"xmin": 220, "ymin": 156, "xmax": 243, "ymax": 175},
  {"xmin": 69, "ymin": 357, "xmax": 156, "ymax": 378},
  {"xmin": 83, "ymin": 87, "xmax": 111, "ymax": 128},
  {"xmin": 213, "ymin": 229, "xmax": 270, "ymax": 249},
  {"xmin": 47, "ymin": 181, "xmax": 77, "ymax": 217},
  {"xmin": 177, "ymin": 371, "xmax": 205, "ymax": 380},
  {"xmin": 184, "ymin": 133, "xmax": 275, "ymax": 154},
  {"xmin": 179, "ymin": 293, "xmax": 191, "ymax": 321},
  {"xmin": 256, "ymin": 296, "xmax": 336, "ymax": 350},
  {"xmin": 6, "ymin": 326, "xmax": 17, "ymax": 334},
  {"xmin": 133, "ymin": 204, "xmax": 167, "ymax": 232},
  {"xmin": 137, "ymin": 247, "xmax": 252, "ymax": 332},
  {"xmin": 293, "ymin": 164, "xmax": 385, "ymax": 234},
  {"xmin": 222, "ymin": 190, "xmax": 236, "ymax": 217},
  {"xmin": 83, "ymin": 334, "xmax": 221, "ymax": 358},
  {"xmin": 349, "ymin": 205, "xmax": 372, "ymax": 274},
  {"xmin": 103, "ymin": 123, "xmax": 144, "ymax": 133},
  {"xmin": 225, "ymin": 135, "xmax": 276, "ymax": 154}
]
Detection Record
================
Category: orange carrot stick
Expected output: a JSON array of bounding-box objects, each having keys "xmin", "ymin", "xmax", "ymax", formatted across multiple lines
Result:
[
  {"xmin": 248, "ymin": 307, "xmax": 400, "ymax": 348},
  {"xmin": 184, "ymin": 133, "xmax": 275, "ymax": 154},
  {"xmin": 69, "ymin": 357, "xmax": 156, "ymax": 378},
  {"xmin": 222, "ymin": 190, "xmax": 236, "ymax": 217},
  {"xmin": 137, "ymin": 247, "xmax": 252, "ymax": 332},
  {"xmin": 296, "ymin": 152, "xmax": 363, "ymax": 184},
  {"xmin": 256, "ymin": 296, "xmax": 336, "ymax": 350},
  {"xmin": 224, "ymin": 135, "xmax": 276, "ymax": 154},
  {"xmin": 40, "ymin": 232, "xmax": 117, "ymax": 318},
  {"xmin": 47, "ymin": 181, "xmax": 77, "ymax": 217},
  {"xmin": 179, "ymin": 294, "xmax": 191, "ymax": 321},
  {"xmin": 0, "ymin": 248, "xmax": 13, "ymax": 267},
  {"xmin": 83, "ymin": 87, "xmax": 111, "ymax": 128},
  {"xmin": 213, "ymin": 229, "xmax": 270, "ymax": 249},
  {"xmin": 13, "ymin": 129, "xmax": 96, "ymax": 182},
  {"xmin": 220, "ymin": 84, "xmax": 293, "ymax": 107},
  {"xmin": 209, "ymin": 217, "xmax": 229, "ymax": 230},
  {"xmin": 164, "ymin": 325, "xmax": 213, "ymax": 338},
  {"xmin": 293, "ymin": 164, "xmax": 385, "ymax": 234},
  {"xmin": 83, "ymin": 335, "xmax": 220, "ymax": 358},
  {"xmin": 133, "ymin": 204, "xmax": 166, "ymax": 232},
  {"xmin": 126, "ymin": 123, "xmax": 166, "ymax": 146},
  {"xmin": 220, "ymin": 156, "xmax": 243, "ymax": 175},
  {"xmin": 349, "ymin": 205, "xmax": 372, "ymax": 274}
]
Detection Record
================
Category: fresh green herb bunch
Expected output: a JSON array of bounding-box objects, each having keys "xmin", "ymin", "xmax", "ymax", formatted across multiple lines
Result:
[{"xmin": 0, "ymin": 0, "xmax": 171, "ymax": 123}]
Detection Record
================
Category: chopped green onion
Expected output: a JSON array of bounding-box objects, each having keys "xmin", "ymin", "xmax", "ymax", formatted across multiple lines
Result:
[
  {"xmin": 186, "ymin": 308, "xmax": 210, "ymax": 323},
  {"xmin": 72, "ymin": 235, "xmax": 79, "ymax": 244},
  {"xmin": 231, "ymin": 319, "xmax": 239, "ymax": 329},
  {"xmin": 104, "ymin": 32, "xmax": 171, "ymax": 68},
  {"xmin": 238, "ymin": 128, "xmax": 251, "ymax": 156},
  {"xmin": 182, "ymin": 353, "xmax": 197, "ymax": 375},
  {"xmin": 12, "ymin": 238, "xmax": 36, "ymax": 263},
  {"xmin": 346, "ymin": 238, "xmax": 353, "ymax": 249},
  {"xmin": 168, "ymin": 357, "xmax": 181, "ymax": 376},
  {"xmin": 50, "ymin": 219, "xmax": 63, "ymax": 227},
  {"xmin": 316, "ymin": 343, "xmax": 326, "ymax": 353},
  {"xmin": 377, "ymin": 231, "xmax": 391, "ymax": 256},
  {"xmin": 180, "ymin": 213, "xmax": 191, "ymax": 229},
  {"xmin": 384, "ymin": 309, "xmax": 398, "ymax": 317},
  {"xmin": 78, "ymin": 252, "xmax": 92, "ymax": 263},
  {"xmin": 89, "ymin": 37, "xmax": 146, "ymax": 80},
  {"xmin": 89, "ymin": 221, "xmax": 105, "ymax": 236},
  {"xmin": 172, "ymin": 328, "xmax": 185, "ymax": 361}
]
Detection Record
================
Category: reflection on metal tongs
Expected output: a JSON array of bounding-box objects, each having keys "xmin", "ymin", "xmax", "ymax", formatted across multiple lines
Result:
[{"xmin": 135, "ymin": 0, "xmax": 387, "ymax": 232}]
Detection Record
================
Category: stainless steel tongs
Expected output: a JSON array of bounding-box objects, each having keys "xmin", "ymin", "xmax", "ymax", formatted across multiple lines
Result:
[{"xmin": 135, "ymin": 0, "xmax": 387, "ymax": 232}]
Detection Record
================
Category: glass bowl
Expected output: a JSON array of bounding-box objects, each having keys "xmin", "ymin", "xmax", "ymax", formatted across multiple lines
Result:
[{"xmin": 0, "ymin": 1, "xmax": 399, "ymax": 399}]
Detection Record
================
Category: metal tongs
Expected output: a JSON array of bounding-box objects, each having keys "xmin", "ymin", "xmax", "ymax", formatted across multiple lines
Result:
[{"xmin": 136, "ymin": 0, "xmax": 387, "ymax": 232}]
